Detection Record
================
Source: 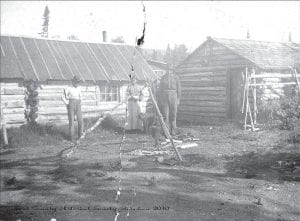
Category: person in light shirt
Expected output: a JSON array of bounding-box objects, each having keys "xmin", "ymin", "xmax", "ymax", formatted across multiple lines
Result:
[
  {"xmin": 62, "ymin": 76, "xmax": 83, "ymax": 141},
  {"xmin": 126, "ymin": 74, "xmax": 144, "ymax": 131}
]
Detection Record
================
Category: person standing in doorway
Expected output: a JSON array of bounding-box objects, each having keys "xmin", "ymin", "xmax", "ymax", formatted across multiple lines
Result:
[
  {"xmin": 62, "ymin": 76, "xmax": 84, "ymax": 141},
  {"xmin": 126, "ymin": 74, "xmax": 144, "ymax": 132},
  {"xmin": 159, "ymin": 67, "xmax": 181, "ymax": 135}
]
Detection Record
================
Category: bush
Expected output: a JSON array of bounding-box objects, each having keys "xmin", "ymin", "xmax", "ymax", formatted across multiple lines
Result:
[
  {"xmin": 258, "ymin": 93, "xmax": 300, "ymax": 130},
  {"xmin": 275, "ymin": 95, "xmax": 300, "ymax": 130}
]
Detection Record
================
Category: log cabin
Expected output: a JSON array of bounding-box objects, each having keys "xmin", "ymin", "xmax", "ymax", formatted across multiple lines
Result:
[
  {"xmin": 175, "ymin": 36, "xmax": 300, "ymax": 123},
  {"xmin": 146, "ymin": 59, "xmax": 168, "ymax": 79},
  {"xmin": 0, "ymin": 35, "xmax": 156, "ymax": 128}
]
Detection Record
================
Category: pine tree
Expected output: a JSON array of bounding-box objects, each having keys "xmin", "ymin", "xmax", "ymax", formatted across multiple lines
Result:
[
  {"xmin": 164, "ymin": 44, "xmax": 172, "ymax": 65},
  {"xmin": 41, "ymin": 6, "xmax": 50, "ymax": 38}
]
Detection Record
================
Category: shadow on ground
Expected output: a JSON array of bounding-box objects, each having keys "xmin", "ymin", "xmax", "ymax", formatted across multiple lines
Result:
[{"xmin": 224, "ymin": 150, "xmax": 300, "ymax": 182}]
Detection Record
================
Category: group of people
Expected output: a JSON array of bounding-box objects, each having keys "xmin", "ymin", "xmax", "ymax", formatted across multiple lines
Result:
[{"xmin": 62, "ymin": 70, "xmax": 181, "ymax": 142}]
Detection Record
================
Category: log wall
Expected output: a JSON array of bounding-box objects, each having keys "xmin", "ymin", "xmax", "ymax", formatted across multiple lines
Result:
[
  {"xmin": 0, "ymin": 83, "xmax": 26, "ymax": 127},
  {"xmin": 0, "ymin": 82, "xmax": 150, "ymax": 127},
  {"xmin": 175, "ymin": 41, "xmax": 294, "ymax": 123},
  {"xmin": 176, "ymin": 42, "xmax": 251, "ymax": 122}
]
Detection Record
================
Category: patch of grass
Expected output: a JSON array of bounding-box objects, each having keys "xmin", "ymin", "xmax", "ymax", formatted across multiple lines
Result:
[
  {"xmin": 6, "ymin": 123, "xmax": 67, "ymax": 148},
  {"xmin": 225, "ymin": 150, "xmax": 300, "ymax": 181}
]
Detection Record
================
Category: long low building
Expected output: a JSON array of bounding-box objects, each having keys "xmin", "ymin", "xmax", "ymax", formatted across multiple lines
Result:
[{"xmin": 0, "ymin": 35, "xmax": 157, "ymax": 127}]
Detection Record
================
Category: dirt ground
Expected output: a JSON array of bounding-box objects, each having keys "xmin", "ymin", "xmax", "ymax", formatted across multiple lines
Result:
[{"xmin": 0, "ymin": 123, "xmax": 299, "ymax": 221}]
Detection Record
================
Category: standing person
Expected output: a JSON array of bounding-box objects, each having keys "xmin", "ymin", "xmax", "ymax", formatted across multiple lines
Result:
[
  {"xmin": 126, "ymin": 74, "xmax": 144, "ymax": 131},
  {"xmin": 62, "ymin": 76, "xmax": 83, "ymax": 141},
  {"xmin": 159, "ymin": 68, "xmax": 181, "ymax": 135}
]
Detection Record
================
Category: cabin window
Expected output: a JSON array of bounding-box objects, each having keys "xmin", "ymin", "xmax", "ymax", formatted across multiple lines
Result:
[{"xmin": 99, "ymin": 86, "xmax": 119, "ymax": 102}]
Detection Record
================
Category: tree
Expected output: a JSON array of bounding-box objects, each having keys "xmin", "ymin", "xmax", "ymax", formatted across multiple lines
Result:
[
  {"xmin": 151, "ymin": 50, "xmax": 158, "ymax": 60},
  {"xmin": 164, "ymin": 44, "xmax": 172, "ymax": 64},
  {"xmin": 67, "ymin": 35, "xmax": 79, "ymax": 40},
  {"xmin": 172, "ymin": 44, "xmax": 189, "ymax": 66},
  {"xmin": 111, "ymin": 36, "xmax": 125, "ymax": 43},
  {"xmin": 163, "ymin": 43, "xmax": 189, "ymax": 68},
  {"xmin": 40, "ymin": 6, "xmax": 50, "ymax": 38}
]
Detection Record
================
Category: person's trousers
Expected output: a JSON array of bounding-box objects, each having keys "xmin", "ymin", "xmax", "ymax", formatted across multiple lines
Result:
[
  {"xmin": 67, "ymin": 99, "xmax": 83, "ymax": 141},
  {"xmin": 161, "ymin": 91, "xmax": 178, "ymax": 135}
]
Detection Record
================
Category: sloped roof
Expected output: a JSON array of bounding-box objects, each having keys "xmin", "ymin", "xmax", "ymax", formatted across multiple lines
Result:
[
  {"xmin": 147, "ymin": 60, "xmax": 168, "ymax": 70},
  {"xmin": 210, "ymin": 37, "xmax": 300, "ymax": 70},
  {"xmin": 0, "ymin": 35, "xmax": 156, "ymax": 82}
]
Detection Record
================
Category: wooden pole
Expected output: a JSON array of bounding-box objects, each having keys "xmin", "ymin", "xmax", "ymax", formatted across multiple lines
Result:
[
  {"xmin": 247, "ymin": 99, "xmax": 255, "ymax": 132},
  {"xmin": 146, "ymin": 79, "xmax": 183, "ymax": 162},
  {"xmin": 252, "ymin": 68, "xmax": 257, "ymax": 124},
  {"xmin": 292, "ymin": 68, "xmax": 300, "ymax": 93},
  {"xmin": 1, "ymin": 107, "xmax": 8, "ymax": 146},
  {"xmin": 241, "ymin": 71, "xmax": 246, "ymax": 113},
  {"xmin": 244, "ymin": 67, "xmax": 249, "ymax": 130}
]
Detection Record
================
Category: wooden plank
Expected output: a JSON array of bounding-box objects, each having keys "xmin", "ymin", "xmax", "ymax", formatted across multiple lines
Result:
[
  {"xmin": 2, "ymin": 108, "xmax": 24, "ymax": 114},
  {"xmin": 251, "ymin": 73, "xmax": 293, "ymax": 79},
  {"xmin": 178, "ymin": 111, "xmax": 226, "ymax": 117},
  {"xmin": 188, "ymin": 54, "xmax": 245, "ymax": 64},
  {"xmin": 3, "ymin": 114, "xmax": 25, "ymax": 122},
  {"xmin": 5, "ymin": 123, "xmax": 25, "ymax": 128},
  {"xmin": 180, "ymin": 96, "xmax": 226, "ymax": 101},
  {"xmin": 3, "ymin": 88, "xmax": 24, "ymax": 95},
  {"xmin": 181, "ymin": 86, "xmax": 226, "ymax": 91},
  {"xmin": 250, "ymin": 82, "xmax": 296, "ymax": 86},
  {"xmin": 20, "ymin": 37, "xmax": 40, "ymax": 81},
  {"xmin": 38, "ymin": 94, "xmax": 96, "ymax": 100},
  {"xmin": 38, "ymin": 90, "xmax": 96, "ymax": 97},
  {"xmin": 180, "ymin": 100, "xmax": 226, "ymax": 107},
  {"xmin": 44, "ymin": 40, "xmax": 65, "ymax": 79},
  {"xmin": 176, "ymin": 64, "xmax": 246, "ymax": 73},
  {"xmin": 33, "ymin": 38, "xmax": 52, "ymax": 79},
  {"xmin": 181, "ymin": 91, "xmax": 226, "ymax": 96},
  {"xmin": 0, "ymin": 83, "xmax": 20, "ymax": 87},
  {"xmin": 180, "ymin": 76, "xmax": 226, "ymax": 82},
  {"xmin": 181, "ymin": 81, "xmax": 226, "ymax": 87},
  {"xmin": 1, "ymin": 101, "xmax": 24, "ymax": 108},
  {"xmin": 39, "ymin": 100, "xmax": 97, "ymax": 107},
  {"xmin": 178, "ymin": 106, "xmax": 226, "ymax": 113},
  {"xmin": 71, "ymin": 42, "xmax": 96, "ymax": 82},
  {"xmin": 178, "ymin": 72, "xmax": 226, "ymax": 78},
  {"xmin": 1, "ymin": 95, "xmax": 24, "ymax": 101}
]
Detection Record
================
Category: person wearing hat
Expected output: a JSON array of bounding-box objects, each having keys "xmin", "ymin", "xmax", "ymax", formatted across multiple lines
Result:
[
  {"xmin": 62, "ymin": 76, "xmax": 83, "ymax": 141},
  {"xmin": 126, "ymin": 74, "xmax": 144, "ymax": 131},
  {"xmin": 158, "ymin": 67, "xmax": 181, "ymax": 136}
]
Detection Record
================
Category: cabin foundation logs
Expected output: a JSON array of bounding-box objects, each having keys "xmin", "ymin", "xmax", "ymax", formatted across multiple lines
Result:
[{"xmin": 24, "ymin": 80, "xmax": 39, "ymax": 125}]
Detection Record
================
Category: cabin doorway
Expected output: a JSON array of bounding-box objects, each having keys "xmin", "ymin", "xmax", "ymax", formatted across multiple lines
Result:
[{"xmin": 227, "ymin": 69, "xmax": 244, "ymax": 119}]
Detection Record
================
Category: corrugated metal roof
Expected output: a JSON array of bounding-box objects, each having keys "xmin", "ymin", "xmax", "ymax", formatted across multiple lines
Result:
[
  {"xmin": 0, "ymin": 35, "xmax": 156, "ymax": 82},
  {"xmin": 211, "ymin": 37, "xmax": 300, "ymax": 70}
]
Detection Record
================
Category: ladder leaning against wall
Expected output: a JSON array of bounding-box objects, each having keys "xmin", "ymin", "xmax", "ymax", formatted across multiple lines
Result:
[{"xmin": 242, "ymin": 66, "xmax": 299, "ymax": 132}]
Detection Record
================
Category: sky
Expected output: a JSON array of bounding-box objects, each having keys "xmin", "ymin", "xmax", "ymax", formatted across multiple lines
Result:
[{"xmin": 1, "ymin": 1, "xmax": 299, "ymax": 51}]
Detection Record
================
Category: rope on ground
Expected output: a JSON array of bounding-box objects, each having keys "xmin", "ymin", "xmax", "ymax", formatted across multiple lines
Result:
[
  {"xmin": 64, "ymin": 101, "xmax": 125, "ymax": 158},
  {"xmin": 113, "ymin": 102, "xmax": 128, "ymax": 221}
]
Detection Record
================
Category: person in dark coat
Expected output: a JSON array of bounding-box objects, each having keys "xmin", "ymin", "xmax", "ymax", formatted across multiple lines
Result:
[{"xmin": 158, "ymin": 68, "xmax": 181, "ymax": 135}]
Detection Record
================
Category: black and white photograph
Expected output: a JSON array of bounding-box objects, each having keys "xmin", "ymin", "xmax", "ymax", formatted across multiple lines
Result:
[{"xmin": 0, "ymin": 1, "xmax": 299, "ymax": 220}]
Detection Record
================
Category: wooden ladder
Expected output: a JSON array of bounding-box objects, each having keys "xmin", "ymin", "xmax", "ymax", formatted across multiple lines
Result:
[{"xmin": 242, "ymin": 67, "xmax": 256, "ymax": 132}]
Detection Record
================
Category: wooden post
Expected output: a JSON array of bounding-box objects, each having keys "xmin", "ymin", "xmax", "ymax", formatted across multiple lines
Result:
[
  {"xmin": 244, "ymin": 67, "xmax": 249, "ymax": 130},
  {"xmin": 147, "ymin": 81, "xmax": 183, "ymax": 162},
  {"xmin": 293, "ymin": 68, "xmax": 300, "ymax": 93},
  {"xmin": 247, "ymin": 99, "xmax": 255, "ymax": 132},
  {"xmin": 251, "ymin": 68, "xmax": 257, "ymax": 124},
  {"xmin": 1, "ymin": 107, "xmax": 8, "ymax": 146},
  {"xmin": 241, "ymin": 70, "xmax": 246, "ymax": 113}
]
